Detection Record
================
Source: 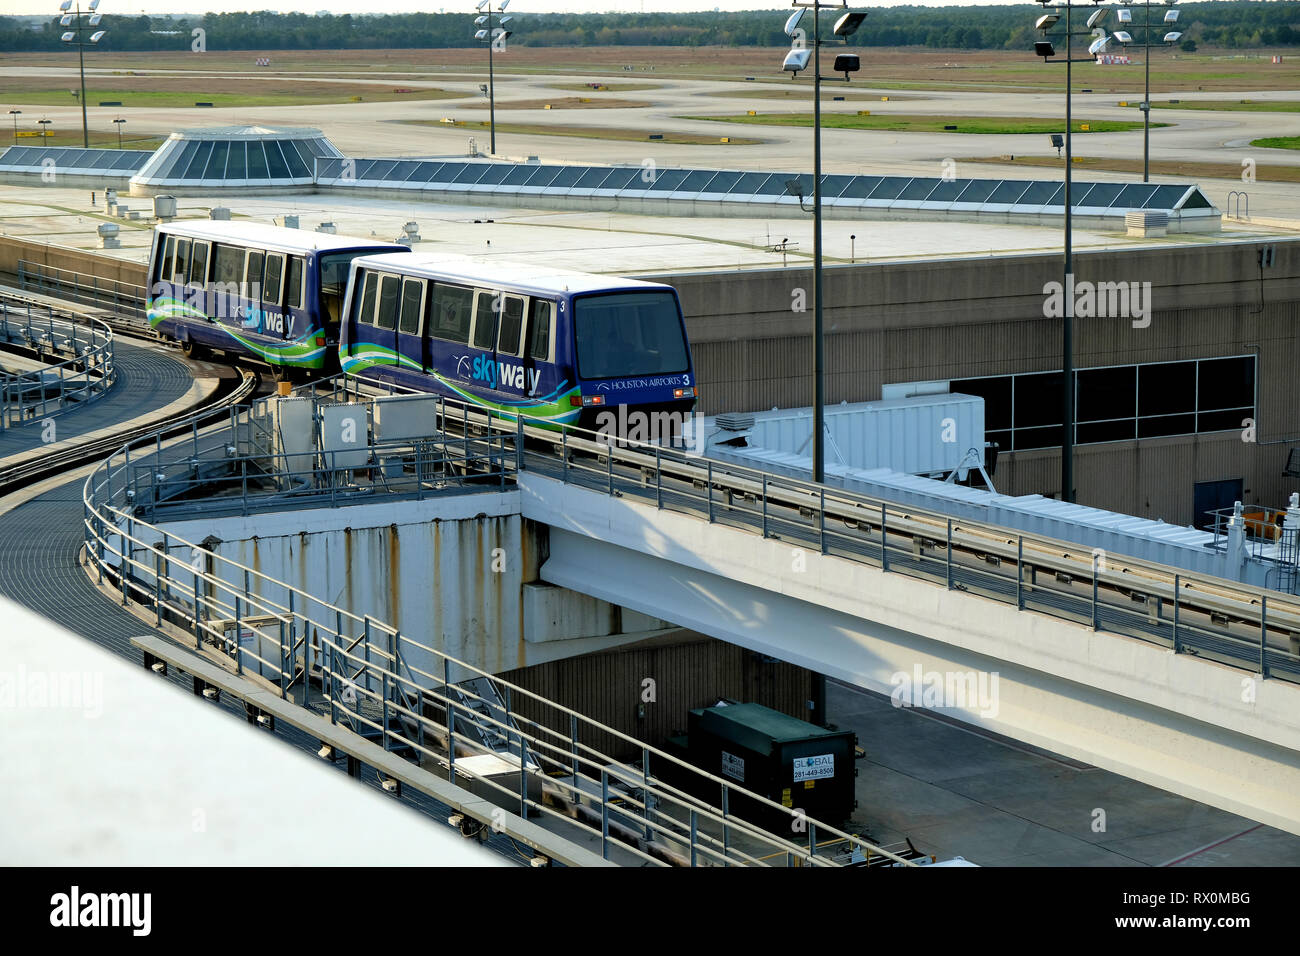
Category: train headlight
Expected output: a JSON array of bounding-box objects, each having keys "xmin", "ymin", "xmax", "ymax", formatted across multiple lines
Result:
[{"xmin": 673, "ymin": 386, "xmax": 698, "ymax": 399}]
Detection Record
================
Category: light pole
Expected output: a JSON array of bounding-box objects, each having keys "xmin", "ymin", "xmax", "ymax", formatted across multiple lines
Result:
[
  {"xmin": 38, "ymin": 118, "xmax": 52, "ymax": 140},
  {"xmin": 58, "ymin": 0, "xmax": 107, "ymax": 149},
  {"xmin": 1111, "ymin": 1, "xmax": 1182, "ymax": 182},
  {"xmin": 779, "ymin": 2, "xmax": 865, "ymax": 485},
  {"xmin": 8, "ymin": 110, "xmax": 20, "ymax": 144},
  {"xmin": 473, "ymin": 0, "xmax": 514, "ymax": 156},
  {"xmin": 113, "ymin": 116, "xmax": 125, "ymax": 148},
  {"xmin": 1034, "ymin": 0, "xmax": 1114, "ymax": 504}
]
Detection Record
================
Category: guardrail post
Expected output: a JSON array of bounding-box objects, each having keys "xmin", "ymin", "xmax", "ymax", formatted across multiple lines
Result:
[
  {"xmin": 880, "ymin": 504, "xmax": 888, "ymax": 572},
  {"xmin": 122, "ymin": 515, "xmax": 133, "ymax": 606},
  {"xmin": 1091, "ymin": 553, "xmax": 1100, "ymax": 631},
  {"xmin": 570, "ymin": 713, "xmax": 579, "ymax": 781},
  {"xmin": 707, "ymin": 460, "xmax": 714, "ymax": 523},
  {"xmin": 819, "ymin": 488, "xmax": 826, "ymax": 555},
  {"xmin": 761, "ymin": 476, "xmax": 768, "ymax": 538},
  {"xmin": 655, "ymin": 446, "xmax": 662, "ymax": 510},
  {"xmin": 192, "ymin": 565, "xmax": 201, "ymax": 649},
  {"xmin": 381, "ymin": 672, "xmax": 390, "ymax": 752},
  {"xmin": 642, "ymin": 746, "xmax": 652, "ymax": 841},
  {"xmin": 328, "ymin": 643, "xmax": 336, "ymax": 725},
  {"xmin": 561, "ymin": 426, "xmax": 568, "ymax": 483},
  {"xmin": 154, "ymin": 537, "xmax": 164, "ymax": 626},
  {"xmin": 1261, "ymin": 596, "xmax": 1270, "ymax": 679},
  {"xmin": 1016, "ymin": 537, "xmax": 1024, "ymax": 610},
  {"xmin": 278, "ymin": 618, "xmax": 288, "ymax": 700},
  {"xmin": 607, "ymin": 445, "xmax": 614, "ymax": 497},
  {"xmin": 516, "ymin": 412, "xmax": 524, "ymax": 474},
  {"xmin": 690, "ymin": 810, "xmax": 698, "ymax": 867},
  {"xmin": 519, "ymin": 731, "xmax": 529, "ymax": 817},
  {"xmin": 600, "ymin": 769, "xmax": 610, "ymax": 861},
  {"xmin": 721, "ymin": 784, "xmax": 730, "ymax": 866},
  {"xmin": 809, "ymin": 821, "xmax": 818, "ymax": 860},
  {"xmin": 1172, "ymin": 575, "xmax": 1181, "ymax": 654},
  {"xmin": 945, "ymin": 518, "xmax": 953, "ymax": 589}
]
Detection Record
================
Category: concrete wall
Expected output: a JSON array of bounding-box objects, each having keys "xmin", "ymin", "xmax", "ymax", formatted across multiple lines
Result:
[
  {"xmin": 0, "ymin": 234, "xmax": 146, "ymax": 289},
  {"xmin": 155, "ymin": 492, "xmax": 669, "ymax": 678}
]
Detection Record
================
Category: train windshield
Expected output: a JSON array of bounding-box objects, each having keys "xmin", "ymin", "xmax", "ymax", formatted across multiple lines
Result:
[{"xmin": 573, "ymin": 291, "xmax": 690, "ymax": 381}]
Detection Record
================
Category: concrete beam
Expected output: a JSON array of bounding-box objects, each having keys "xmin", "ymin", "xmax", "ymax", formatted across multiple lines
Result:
[{"xmin": 521, "ymin": 472, "xmax": 1300, "ymax": 836}]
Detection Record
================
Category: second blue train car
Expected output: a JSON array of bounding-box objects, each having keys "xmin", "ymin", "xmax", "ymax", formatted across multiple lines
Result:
[{"xmin": 338, "ymin": 253, "xmax": 697, "ymax": 430}]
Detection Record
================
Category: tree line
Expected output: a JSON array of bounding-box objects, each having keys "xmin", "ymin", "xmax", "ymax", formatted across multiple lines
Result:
[{"xmin": 2, "ymin": 3, "xmax": 1297, "ymax": 54}]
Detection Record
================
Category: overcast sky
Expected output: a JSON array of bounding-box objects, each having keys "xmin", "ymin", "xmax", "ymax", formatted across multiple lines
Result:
[{"xmin": 2, "ymin": 1, "xmax": 1033, "ymax": 17}]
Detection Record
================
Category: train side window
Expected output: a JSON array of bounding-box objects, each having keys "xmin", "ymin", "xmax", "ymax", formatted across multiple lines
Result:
[
  {"xmin": 357, "ymin": 271, "xmax": 378, "ymax": 324},
  {"xmin": 173, "ymin": 239, "xmax": 191, "ymax": 284},
  {"xmin": 262, "ymin": 253, "xmax": 284, "ymax": 306},
  {"xmin": 528, "ymin": 299, "xmax": 553, "ymax": 362},
  {"xmin": 398, "ymin": 278, "xmax": 425, "ymax": 335},
  {"xmin": 213, "ymin": 243, "xmax": 243, "ymax": 285},
  {"xmin": 429, "ymin": 283, "xmax": 472, "ymax": 344},
  {"xmin": 190, "ymin": 242, "xmax": 210, "ymax": 287},
  {"xmin": 285, "ymin": 257, "xmax": 303, "ymax": 309},
  {"xmin": 496, "ymin": 294, "xmax": 525, "ymax": 357},
  {"xmin": 471, "ymin": 290, "xmax": 498, "ymax": 350},
  {"xmin": 245, "ymin": 250, "xmax": 264, "ymax": 299},
  {"xmin": 159, "ymin": 235, "xmax": 176, "ymax": 283},
  {"xmin": 375, "ymin": 274, "xmax": 400, "ymax": 331}
]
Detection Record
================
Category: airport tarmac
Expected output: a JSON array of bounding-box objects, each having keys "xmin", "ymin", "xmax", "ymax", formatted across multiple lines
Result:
[{"xmin": 6, "ymin": 62, "xmax": 1300, "ymax": 222}]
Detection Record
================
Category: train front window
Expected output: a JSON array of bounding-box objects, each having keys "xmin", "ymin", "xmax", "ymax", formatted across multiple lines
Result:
[{"xmin": 573, "ymin": 291, "xmax": 689, "ymax": 380}]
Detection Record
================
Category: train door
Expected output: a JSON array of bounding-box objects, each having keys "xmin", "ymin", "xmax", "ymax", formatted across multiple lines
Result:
[
  {"xmin": 283, "ymin": 255, "xmax": 304, "ymax": 340},
  {"xmin": 522, "ymin": 298, "xmax": 557, "ymax": 407},
  {"xmin": 491, "ymin": 293, "xmax": 531, "ymax": 399},
  {"xmin": 243, "ymin": 249, "xmax": 265, "ymax": 335},
  {"xmin": 371, "ymin": 272, "xmax": 402, "ymax": 376},
  {"xmin": 467, "ymin": 289, "xmax": 500, "ymax": 394},
  {"xmin": 394, "ymin": 275, "xmax": 427, "ymax": 375}
]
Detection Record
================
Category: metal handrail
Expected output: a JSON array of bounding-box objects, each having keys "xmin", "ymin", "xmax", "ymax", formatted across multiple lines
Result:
[
  {"xmin": 83, "ymin": 399, "xmax": 906, "ymax": 867},
  {"xmin": 17, "ymin": 259, "xmax": 147, "ymax": 322},
  {"xmin": 0, "ymin": 302, "xmax": 115, "ymax": 430}
]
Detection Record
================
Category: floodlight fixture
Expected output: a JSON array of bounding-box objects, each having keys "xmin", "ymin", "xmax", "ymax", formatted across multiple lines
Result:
[
  {"xmin": 1117, "ymin": 8, "xmax": 1131, "ymax": 22},
  {"xmin": 61, "ymin": 31, "xmax": 74, "ymax": 41},
  {"xmin": 60, "ymin": 14, "xmax": 72, "ymax": 25},
  {"xmin": 783, "ymin": 8, "xmax": 804, "ymax": 37},
  {"xmin": 474, "ymin": 14, "xmax": 487, "ymax": 24},
  {"xmin": 1088, "ymin": 35, "xmax": 1109, "ymax": 55},
  {"xmin": 833, "ymin": 11, "xmax": 867, "ymax": 38},
  {"xmin": 499, "ymin": 0, "xmax": 510, "ymax": 10},
  {"xmin": 783, "ymin": 47, "xmax": 812, "ymax": 75},
  {"xmin": 1163, "ymin": 31, "xmax": 1182, "ymax": 44},
  {"xmin": 476, "ymin": 0, "xmax": 489, "ymax": 9},
  {"xmin": 89, "ymin": 13, "xmax": 101, "ymax": 25},
  {"xmin": 89, "ymin": 30, "xmax": 105, "ymax": 42},
  {"xmin": 833, "ymin": 53, "xmax": 860, "ymax": 78},
  {"xmin": 59, "ymin": 0, "xmax": 71, "ymax": 9},
  {"xmin": 1164, "ymin": 9, "xmax": 1179, "ymax": 22},
  {"xmin": 1050, "ymin": 132, "xmax": 1064, "ymax": 148},
  {"xmin": 474, "ymin": 28, "xmax": 487, "ymax": 39},
  {"xmin": 1113, "ymin": 30, "xmax": 1132, "ymax": 43},
  {"xmin": 784, "ymin": 178, "xmax": 803, "ymax": 197},
  {"xmin": 495, "ymin": 29, "xmax": 512, "ymax": 41},
  {"xmin": 1036, "ymin": 13, "xmax": 1059, "ymax": 31},
  {"xmin": 1035, "ymin": 40, "xmax": 1056, "ymax": 58},
  {"xmin": 1086, "ymin": 8, "xmax": 1108, "ymax": 29},
  {"xmin": 500, "ymin": 15, "xmax": 512, "ymax": 25},
  {"xmin": 88, "ymin": 0, "xmax": 99, "ymax": 8}
]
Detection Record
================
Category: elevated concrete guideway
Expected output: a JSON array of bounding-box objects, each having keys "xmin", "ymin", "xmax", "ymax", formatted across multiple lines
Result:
[{"xmin": 518, "ymin": 471, "xmax": 1300, "ymax": 838}]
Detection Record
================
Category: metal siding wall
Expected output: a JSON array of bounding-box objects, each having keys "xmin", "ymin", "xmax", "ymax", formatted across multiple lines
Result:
[{"xmin": 497, "ymin": 635, "xmax": 813, "ymax": 763}]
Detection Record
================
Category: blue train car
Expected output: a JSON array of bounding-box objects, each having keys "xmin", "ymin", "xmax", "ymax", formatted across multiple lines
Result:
[
  {"xmin": 339, "ymin": 253, "xmax": 697, "ymax": 431},
  {"xmin": 146, "ymin": 221, "xmax": 407, "ymax": 377}
]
